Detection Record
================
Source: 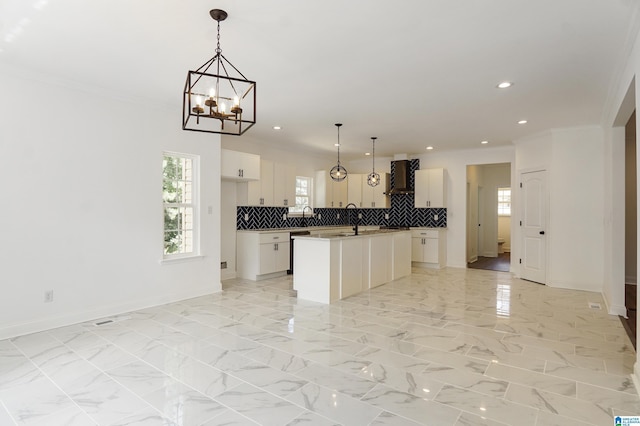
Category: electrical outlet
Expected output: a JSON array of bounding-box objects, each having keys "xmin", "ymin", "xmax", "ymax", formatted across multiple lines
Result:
[
  {"xmin": 385, "ymin": 213, "xmax": 389, "ymax": 220},
  {"xmin": 434, "ymin": 214, "xmax": 438, "ymax": 220},
  {"xmin": 283, "ymin": 213, "xmax": 287, "ymax": 220},
  {"xmin": 44, "ymin": 290, "xmax": 53, "ymax": 303},
  {"xmin": 337, "ymin": 213, "xmax": 340, "ymax": 219},
  {"xmin": 244, "ymin": 213, "xmax": 249, "ymax": 221},
  {"xmin": 221, "ymin": 261, "xmax": 227, "ymax": 269},
  {"xmin": 358, "ymin": 213, "xmax": 362, "ymax": 219},
  {"xmin": 318, "ymin": 213, "xmax": 322, "ymax": 220}
]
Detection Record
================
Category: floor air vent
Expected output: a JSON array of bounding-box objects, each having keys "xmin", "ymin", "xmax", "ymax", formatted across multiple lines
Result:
[{"xmin": 93, "ymin": 315, "xmax": 131, "ymax": 326}]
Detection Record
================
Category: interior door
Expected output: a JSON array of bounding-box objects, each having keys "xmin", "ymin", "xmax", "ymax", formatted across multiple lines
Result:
[{"xmin": 521, "ymin": 170, "xmax": 547, "ymax": 284}]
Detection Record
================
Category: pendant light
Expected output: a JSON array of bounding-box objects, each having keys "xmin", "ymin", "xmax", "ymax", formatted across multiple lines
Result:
[
  {"xmin": 367, "ymin": 136, "xmax": 380, "ymax": 187},
  {"xmin": 182, "ymin": 9, "xmax": 256, "ymax": 136},
  {"xmin": 330, "ymin": 123, "xmax": 347, "ymax": 182}
]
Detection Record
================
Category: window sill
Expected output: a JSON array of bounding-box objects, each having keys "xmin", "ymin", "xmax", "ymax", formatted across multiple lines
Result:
[{"xmin": 159, "ymin": 255, "xmax": 204, "ymax": 265}]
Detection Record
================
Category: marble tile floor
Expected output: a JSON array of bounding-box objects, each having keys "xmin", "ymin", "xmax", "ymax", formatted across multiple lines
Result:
[{"xmin": 0, "ymin": 267, "xmax": 638, "ymax": 425}]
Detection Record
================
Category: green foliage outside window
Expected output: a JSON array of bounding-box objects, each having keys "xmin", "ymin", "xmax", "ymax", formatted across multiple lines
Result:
[{"xmin": 163, "ymin": 155, "xmax": 193, "ymax": 255}]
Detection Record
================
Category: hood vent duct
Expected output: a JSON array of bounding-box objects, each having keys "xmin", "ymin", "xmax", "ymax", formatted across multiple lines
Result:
[{"xmin": 388, "ymin": 160, "xmax": 414, "ymax": 194}]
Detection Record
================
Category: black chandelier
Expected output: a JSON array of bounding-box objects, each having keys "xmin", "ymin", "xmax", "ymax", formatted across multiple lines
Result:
[
  {"xmin": 367, "ymin": 137, "xmax": 380, "ymax": 187},
  {"xmin": 330, "ymin": 123, "xmax": 347, "ymax": 182},
  {"xmin": 182, "ymin": 9, "xmax": 256, "ymax": 136}
]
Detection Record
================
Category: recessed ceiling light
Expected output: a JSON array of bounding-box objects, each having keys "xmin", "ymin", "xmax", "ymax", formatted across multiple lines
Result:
[
  {"xmin": 334, "ymin": 143, "xmax": 340, "ymax": 147},
  {"xmin": 518, "ymin": 120, "xmax": 527, "ymax": 124},
  {"xmin": 426, "ymin": 146, "xmax": 434, "ymax": 150},
  {"xmin": 496, "ymin": 81, "xmax": 512, "ymax": 89},
  {"xmin": 365, "ymin": 152, "xmax": 371, "ymax": 156},
  {"xmin": 272, "ymin": 126, "xmax": 281, "ymax": 130},
  {"xmin": 481, "ymin": 140, "xmax": 489, "ymax": 144}
]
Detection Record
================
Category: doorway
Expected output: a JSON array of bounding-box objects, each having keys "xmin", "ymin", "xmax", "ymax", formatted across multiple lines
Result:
[{"xmin": 466, "ymin": 163, "xmax": 511, "ymax": 272}]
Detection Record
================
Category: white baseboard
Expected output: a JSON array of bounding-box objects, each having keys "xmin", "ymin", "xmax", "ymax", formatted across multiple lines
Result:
[
  {"xmin": 546, "ymin": 278, "xmax": 602, "ymax": 293},
  {"xmin": 633, "ymin": 363, "xmax": 640, "ymax": 397},
  {"xmin": 602, "ymin": 290, "xmax": 627, "ymax": 316},
  {"xmin": 221, "ymin": 269, "xmax": 237, "ymax": 281},
  {"xmin": 482, "ymin": 251, "xmax": 498, "ymax": 258},
  {"xmin": 0, "ymin": 284, "xmax": 220, "ymax": 341}
]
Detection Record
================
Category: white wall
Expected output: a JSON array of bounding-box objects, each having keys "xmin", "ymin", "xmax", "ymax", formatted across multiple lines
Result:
[
  {"xmin": 498, "ymin": 216, "xmax": 511, "ymax": 252},
  {"xmin": 416, "ymin": 146, "xmax": 515, "ymax": 268},
  {"xmin": 0, "ymin": 70, "xmax": 221, "ymax": 339},
  {"xmin": 600, "ymin": 11, "xmax": 640, "ymax": 390},
  {"xmin": 513, "ymin": 127, "xmax": 605, "ymax": 292},
  {"xmin": 550, "ymin": 127, "xmax": 605, "ymax": 291},
  {"xmin": 221, "ymin": 181, "xmax": 238, "ymax": 280}
]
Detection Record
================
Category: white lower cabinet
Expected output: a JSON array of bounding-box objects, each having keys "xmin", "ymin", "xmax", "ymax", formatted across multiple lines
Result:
[
  {"xmin": 368, "ymin": 235, "xmax": 391, "ymax": 288},
  {"xmin": 237, "ymin": 231, "xmax": 290, "ymax": 280},
  {"xmin": 411, "ymin": 228, "xmax": 446, "ymax": 268}
]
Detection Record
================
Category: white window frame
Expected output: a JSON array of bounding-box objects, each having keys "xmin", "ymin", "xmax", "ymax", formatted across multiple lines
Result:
[
  {"xmin": 497, "ymin": 187, "xmax": 511, "ymax": 217},
  {"xmin": 162, "ymin": 151, "xmax": 200, "ymax": 261},
  {"xmin": 288, "ymin": 176, "xmax": 314, "ymax": 215}
]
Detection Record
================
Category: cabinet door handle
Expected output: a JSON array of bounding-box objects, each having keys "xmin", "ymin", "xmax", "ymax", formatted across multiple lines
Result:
[
  {"xmin": 339, "ymin": 202, "xmax": 343, "ymax": 207},
  {"xmin": 238, "ymin": 169, "xmax": 242, "ymax": 177},
  {"xmin": 274, "ymin": 243, "xmax": 278, "ymax": 251}
]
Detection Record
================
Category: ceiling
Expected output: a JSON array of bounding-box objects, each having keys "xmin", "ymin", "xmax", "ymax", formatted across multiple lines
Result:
[{"xmin": 1, "ymin": 0, "xmax": 638, "ymax": 159}]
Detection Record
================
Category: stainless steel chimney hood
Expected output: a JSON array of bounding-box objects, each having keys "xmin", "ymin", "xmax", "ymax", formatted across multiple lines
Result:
[{"xmin": 388, "ymin": 160, "xmax": 414, "ymax": 194}]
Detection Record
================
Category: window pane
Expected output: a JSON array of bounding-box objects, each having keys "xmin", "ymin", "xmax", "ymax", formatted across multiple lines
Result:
[{"xmin": 163, "ymin": 153, "xmax": 197, "ymax": 257}]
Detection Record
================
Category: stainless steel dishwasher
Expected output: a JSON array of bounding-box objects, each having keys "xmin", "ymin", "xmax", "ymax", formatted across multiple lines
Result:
[{"xmin": 288, "ymin": 230, "xmax": 311, "ymax": 274}]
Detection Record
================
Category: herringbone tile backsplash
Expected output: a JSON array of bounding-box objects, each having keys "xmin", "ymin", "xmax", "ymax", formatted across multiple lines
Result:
[{"xmin": 236, "ymin": 159, "xmax": 447, "ymax": 230}]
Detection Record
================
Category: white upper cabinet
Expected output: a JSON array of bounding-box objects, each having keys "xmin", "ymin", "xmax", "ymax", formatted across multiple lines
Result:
[
  {"xmin": 273, "ymin": 163, "xmax": 296, "ymax": 207},
  {"xmin": 221, "ymin": 149, "xmax": 260, "ymax": 181},
  {"xmin": 361, "ymin": 173, "xmax": 390, "ymax": 208},
  {"xmin": 245, "ymin": 159, "xmax": 296, "ymax": 207},
  {"xmin": 247, "ymin": 159, "xmax": 274, "ymax": 206},
  {"xmin": 414, "ymin": 168, "xmax": 446, "ymax": 208},
  {"xmin": 315, "ymin": 170, "xmax": 349, "ymax": 208},
  {"xmin": 348, "ymin": 174, "xmax": 363, "ymax": 207}
]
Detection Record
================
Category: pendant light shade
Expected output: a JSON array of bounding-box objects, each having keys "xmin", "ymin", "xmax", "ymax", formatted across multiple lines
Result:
[
  {"xmin": 367, "ymin": 136, "xmax": 380, "ymax": 187},
  {"xmin": 330, "ymin": 123, "xmax": 347, "ymax": 182}
]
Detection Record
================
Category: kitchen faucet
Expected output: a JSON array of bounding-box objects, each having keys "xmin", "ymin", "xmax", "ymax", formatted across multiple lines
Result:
[
  {"xmin": 344, "ymin": 203, "xmax": 359, "ymax": 235},
  {"xmin": 301, "ymin": 206, "xmax": 313, "ymax": 227}
]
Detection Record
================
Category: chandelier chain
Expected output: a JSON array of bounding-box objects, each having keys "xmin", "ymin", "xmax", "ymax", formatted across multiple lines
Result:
[
  {"xmin": 216, "ymin": 21, "xmax": 222, "ymax": 54},
  {"xmin": 337, "ymin": 126, "xmax": 341, "ymax": 165},
  {"xmin": 372, "ymin": 137, "xmax": 376, "ymax": 172}
]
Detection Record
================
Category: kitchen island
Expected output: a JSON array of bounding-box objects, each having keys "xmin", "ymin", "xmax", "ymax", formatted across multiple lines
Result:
[{"xmin": 292, "ymin": 230, "xmax": 411, "ymax": 303}]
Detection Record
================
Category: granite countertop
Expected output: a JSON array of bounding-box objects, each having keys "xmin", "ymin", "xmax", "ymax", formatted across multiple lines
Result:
[{"xmin": 293, "ymin": 228, "xmax": 411, "ymax": 240}]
